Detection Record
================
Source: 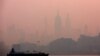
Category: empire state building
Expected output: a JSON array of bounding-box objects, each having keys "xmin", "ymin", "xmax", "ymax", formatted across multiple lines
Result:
[{"xmin": 55, "ymin": 11, "xmax": 62, "ymax": 38}]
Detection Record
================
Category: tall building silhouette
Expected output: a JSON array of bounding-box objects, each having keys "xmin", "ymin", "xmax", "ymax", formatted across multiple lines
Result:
[
  {"xmin": 0, "ymin": 0, "xmax": 3, "ymax": 40},
  {"xmin": 84, "ymin": 24, "xmax": 88, "ymax": 35},
  {"xmin": 66, "ymin": 13, "xmax": 71, "ymax": 38},
  {"xmin": 19, "ymin": 30, "xmax": 25, "ymax": 44},
  {"xmin": 55, "ymin": 11, "xmax": 62, "ymax": 38}
]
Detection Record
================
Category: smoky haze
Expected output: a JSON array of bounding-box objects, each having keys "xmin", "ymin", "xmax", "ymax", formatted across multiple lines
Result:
[{"xmin": 0, "ymin": 0, "xmax": 100, "ymax": 46}]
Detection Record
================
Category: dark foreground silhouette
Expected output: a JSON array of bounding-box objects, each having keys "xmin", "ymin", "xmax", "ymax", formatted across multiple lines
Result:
[
  {"xmin": 5, "ymin": 33, "xmax": 100, "ymax": 55},
  {"xmin": 7, "ymin": 48, "xmax": 49, "ymax": 56}
]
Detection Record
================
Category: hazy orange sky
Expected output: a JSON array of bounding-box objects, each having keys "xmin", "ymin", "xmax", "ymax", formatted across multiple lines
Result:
[{"xmin": 1, "ymin": 0, "xmax": 100, "ymax": 45}]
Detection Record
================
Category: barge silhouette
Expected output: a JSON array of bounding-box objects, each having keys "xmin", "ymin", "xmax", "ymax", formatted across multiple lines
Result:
[{"xmin": 7, "ymin": 47, "xmax": 49, "ymax": 56}]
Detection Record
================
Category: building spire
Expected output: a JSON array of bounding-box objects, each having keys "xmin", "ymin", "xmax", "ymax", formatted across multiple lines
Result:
[{"xmin": 55, "ymin": 10, "xmax": 62, "ymax": 38}]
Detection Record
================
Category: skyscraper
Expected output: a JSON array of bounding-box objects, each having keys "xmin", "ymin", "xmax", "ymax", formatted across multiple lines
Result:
[
  {"xmin": 19, "ymin": 30, "xmax": 25, "ymax": 44},
  {"xmin": 55, "ymin": 11, "xmax": 62, "ymax": 38},
  {"xmin": 0, "ymin": 0, "xmax": 3, "ymax": 40},
  {"xmin": 66, "ymin": 13, "xmax": 71, "ymax": 38},
  {"xmin": 84, "ymin": 24, "xmax": 88, "ymax": 35}
]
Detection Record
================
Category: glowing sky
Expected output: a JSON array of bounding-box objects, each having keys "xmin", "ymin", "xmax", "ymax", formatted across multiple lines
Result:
[{"xmin": 1, "ymin": 0, "xmax": 100, "ymax": 45}]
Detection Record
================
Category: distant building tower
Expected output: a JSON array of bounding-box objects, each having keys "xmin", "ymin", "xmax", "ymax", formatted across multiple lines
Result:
[
  {"xmin": 55, "ymin": 11, "xmax": 62, "ymax": 38},
  {"xmin": 84, "ymin": 24, "xmax": 88, "ymax": 35},
  {"xmin": 66, "ymin": 13, "xmax": 71, "ymax": 38},
  {"xmin": 17, "ymin": 29, "xmax": 26, "ymax": 52},
  {"xmin": 0, "ymin": 0, "xmax": 3, "ymax": 40},
  {"xmin": 19, "ymin": 30, "xmax": 25, "ymax": 44}
]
